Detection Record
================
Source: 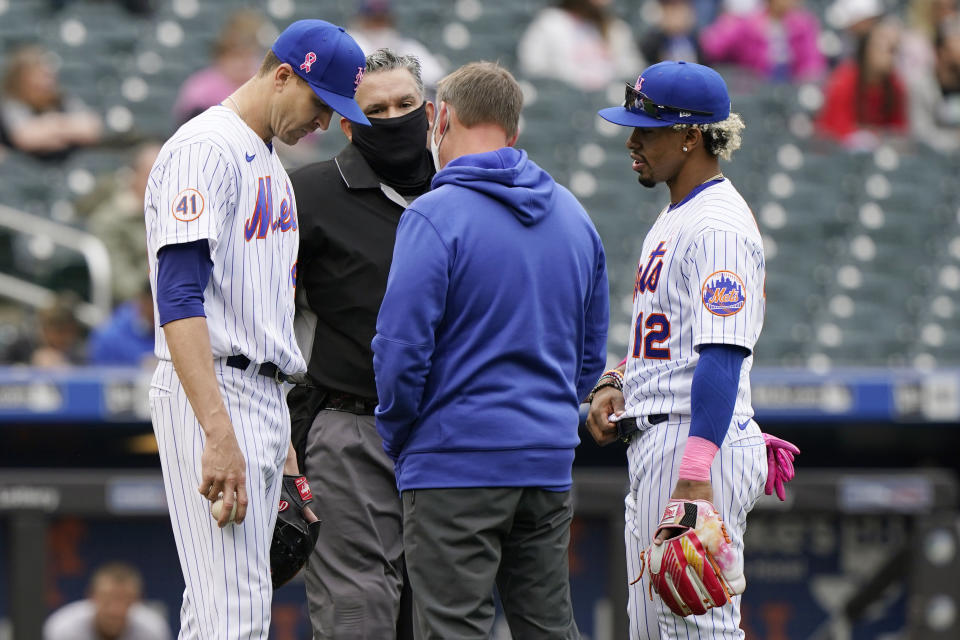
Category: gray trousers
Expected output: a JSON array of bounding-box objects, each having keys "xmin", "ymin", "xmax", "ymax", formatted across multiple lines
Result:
[
  {"xmin": 304, "ymin": 410, "xmax": 406, "ymax": 639},
  {"xmin": 402, "ymin": 487, "xmax": 581, "ymax": 640}
]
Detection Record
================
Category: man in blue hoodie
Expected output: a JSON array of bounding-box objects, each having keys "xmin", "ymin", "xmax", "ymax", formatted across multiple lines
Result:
[{"xmin": 372, "ymin": 61, "xmax": 608, "ymax": 640}]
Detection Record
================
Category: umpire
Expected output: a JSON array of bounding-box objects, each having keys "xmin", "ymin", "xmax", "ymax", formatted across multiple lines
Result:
[{"xmin": 286, "ymin": 48, "xmax": 434, "ymax": 639}]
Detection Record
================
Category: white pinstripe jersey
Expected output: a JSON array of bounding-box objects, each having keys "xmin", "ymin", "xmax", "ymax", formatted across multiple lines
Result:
[
  {"xmin": 622, "ymin": 178, "xmax": 765, "ymax": 419},
  {"xmin": 145, "ymin": 106, "xmax": 307, "ymax": 375}
]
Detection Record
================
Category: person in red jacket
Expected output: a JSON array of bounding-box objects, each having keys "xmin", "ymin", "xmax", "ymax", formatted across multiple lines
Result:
[{"xmin": 816, "ymin": 19, "xmax": 909, "ymax": 149}]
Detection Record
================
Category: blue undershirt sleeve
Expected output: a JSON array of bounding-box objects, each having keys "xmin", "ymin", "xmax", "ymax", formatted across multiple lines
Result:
[
  {"xmin": 689, "ymin": 344, "xmax": 749, "ymax": 447},
  {"xmin": 156, "ymin": 239, "xmax": 213, "ymax": 326}
]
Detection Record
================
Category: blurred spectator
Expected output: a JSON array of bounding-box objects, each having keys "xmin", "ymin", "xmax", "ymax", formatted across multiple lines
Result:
[
  {"xmin": 0, "ymin": 44, "xmax": 103, "ymax": 160},
  {"xmin": 816, "ymin": 19, "xmax": 908, "ymax": 149},
  {"xmin": 44, "ymin": 562, "xmax": 170, "ymax": 640},
  {"xmin": 1, "ymin": 292, "xmax": 85, "ymax": 367},
  {"xmin": 641, "ymin": 0, "xmax": 703, "ymax": 64},
  {"xmin": 699, "ymin": 0, "xmax": 826, "ymax": 82},
  {"xmin": 517, "ymin": 0, "xmax": 645, "ymax": 91},
  {"xmin": 88, "ymin": 283, "xmax": 154, "ymax": 367},
  {"xmin": 826, "ymin": 0, "xmax": 886, "ymax": 60},
  {"xmin": 347, "ymin": 0, "xmax": 446, "ymax": 91},
  {"xmin": 172, "ymin": 9, "xmax": 267, "ymax": 126},
  {"xmin": 908, "ymin": 15, "xmax": 960, "ymax": 151},
  {"xmin": 827, "ymin": 0, "xmax": 885, "ymax": 37},
  {"xmin": 690, "ymin": 0, "xmax": 725, "ymax": 30},
  {"xmin": 83, "ymin": 141, "xmax": 160, "ymax": 301},
  {"xmin": 901, "ymin": 0, "xmax": 957, "ymax": 75},
  {"xmin": 50, "ymin": 0, "xmax": 153, "ymax": 15}
]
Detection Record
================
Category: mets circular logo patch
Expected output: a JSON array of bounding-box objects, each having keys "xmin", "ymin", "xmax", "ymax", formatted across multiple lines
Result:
[{"xmin": 701, "ymin": 270, "xmax": 746, "ymax": 317}]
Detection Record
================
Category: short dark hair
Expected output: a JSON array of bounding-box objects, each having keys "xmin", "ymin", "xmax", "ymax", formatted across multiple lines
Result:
[
  {"xmin": 258, "ymin": 49, "xmax": 307, "ymax": 85},
  {"xmin": 257, "ymin": 49, "xmax": 282, "ymax": 77},
  {"xmin": 365, "ymin": 48, "xmax": 425, "ymax": 98}
]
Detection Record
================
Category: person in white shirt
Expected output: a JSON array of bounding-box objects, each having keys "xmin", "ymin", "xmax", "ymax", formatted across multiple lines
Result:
[
  {"xmin": 0, "ymin": 43, "xmax": 102, "ymax": 160},
  {"xmin": 518, "ymin": 0, "xmax": 646, "ymax": 91},
  {"xmin": 347, "ymin": 0, "xmax": 447, "ymax": 91},
  {"xmin": 44, "ymin": 562, "xmax": 171, "ymax": 640}
]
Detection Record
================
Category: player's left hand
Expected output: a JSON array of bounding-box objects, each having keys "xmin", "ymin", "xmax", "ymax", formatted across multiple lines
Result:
[
  {"xmin": 645, "ymin": 499, "xmax": 745, "ymax": 617},
  {"xmin": 271, "ymin": 474, "xmax": 322, "ymax": 588},
  {"xmin": 655, "ymin": 479, "xmax": 714, "ymax": 544},
  {"xmin": 279, "ymin": 444, "xmax": 318, "ymax": 522}
]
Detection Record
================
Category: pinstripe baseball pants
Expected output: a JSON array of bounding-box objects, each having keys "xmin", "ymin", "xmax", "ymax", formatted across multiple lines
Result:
[
  {"xmin": 150, "ymin": 358, "xmax": 289, "ymax": 639},
  {"xmin": 624, "ymin": 415, "xmax": 767, "ymax": 639}
]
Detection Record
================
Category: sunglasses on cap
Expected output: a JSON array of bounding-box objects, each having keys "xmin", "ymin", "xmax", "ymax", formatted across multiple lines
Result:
[{"xmin": 623, "ymin": 83, "xmax": 713, "ymax": 120}]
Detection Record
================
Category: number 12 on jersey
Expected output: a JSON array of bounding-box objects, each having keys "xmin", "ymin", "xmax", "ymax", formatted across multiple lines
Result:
[{"xmin": 632, "ymin": 313, "xmax": 671, "ymax": 360}]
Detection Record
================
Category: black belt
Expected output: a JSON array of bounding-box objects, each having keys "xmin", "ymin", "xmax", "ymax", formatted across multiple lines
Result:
[
  {"xmin": 323, "ymin": 389, "xmax": 378, "ymax": 416},
  {"xmin": 225, "ymin": 355, "xmax": 292, "ymax": 383},
  {"xmin": 616, "ymin": 413, "xmax": 668, "ymax": 441}
]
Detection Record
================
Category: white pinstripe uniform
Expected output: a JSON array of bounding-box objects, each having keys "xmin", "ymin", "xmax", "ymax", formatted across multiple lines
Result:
[
  {"xmin": 145, "ymin": 106, "xmax": 307, "ymax": 639},
  {"xmin": 621, "ymin": 178, "xmax": 769, "ymax": 639}
]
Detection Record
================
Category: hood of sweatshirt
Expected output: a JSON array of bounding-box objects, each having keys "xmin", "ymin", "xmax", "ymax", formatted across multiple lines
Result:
[{"xmin": 431, "ymin": 147, "xmax": 555, "ymax": 226}]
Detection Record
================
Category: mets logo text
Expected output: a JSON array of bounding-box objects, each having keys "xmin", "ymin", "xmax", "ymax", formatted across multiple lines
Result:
[{"xmin": 701, "ymin": 271, "xmax": 746, "ymax": 317}]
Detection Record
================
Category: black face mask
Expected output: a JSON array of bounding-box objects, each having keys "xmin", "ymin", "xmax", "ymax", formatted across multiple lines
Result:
[{"xmin": 350, "ymin": 102, "xmax": 434, "ymax": 195}]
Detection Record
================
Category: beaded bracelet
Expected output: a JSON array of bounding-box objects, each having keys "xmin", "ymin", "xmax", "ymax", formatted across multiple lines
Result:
[
  {"xmin": 602, "ymin": 369, "xmax": 624, "ymax": 387},
  {"xmin": 586, "ymin": 369, "xmax": 625, "ymax": 404}
]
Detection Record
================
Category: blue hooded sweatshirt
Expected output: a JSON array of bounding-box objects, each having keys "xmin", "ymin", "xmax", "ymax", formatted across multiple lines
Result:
[{"xmin": 372, "ymin": 147, "xmax": 608, "ymax": 492}]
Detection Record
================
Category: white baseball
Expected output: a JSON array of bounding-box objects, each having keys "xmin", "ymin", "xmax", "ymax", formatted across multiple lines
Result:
[{"xmin": 211, "ymin": 496, "xmax": 238, "ymax": 522}]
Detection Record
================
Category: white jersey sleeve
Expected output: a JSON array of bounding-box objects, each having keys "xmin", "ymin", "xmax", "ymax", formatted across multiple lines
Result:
[
  {"xmin": 145, "ymin": 107, "xmax": 306, "ymax": 374},
  {"xmin": 621, "ymin": 178, "xmax": 764, "ymax": 419},
  {"xmin": 684, "ymin": 229, "xmax": 765, "ymax": 352},
  {"xmin": 148, "ymin": 141, "xmax": 236, "ymax": 257}
]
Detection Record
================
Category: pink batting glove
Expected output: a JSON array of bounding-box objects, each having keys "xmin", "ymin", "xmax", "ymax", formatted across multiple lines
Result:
[{"xmin": 762, "ymin": 433, "xmax": 800, "ymax": 501}]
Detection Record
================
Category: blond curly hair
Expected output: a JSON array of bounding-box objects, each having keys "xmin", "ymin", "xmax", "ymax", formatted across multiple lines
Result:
[{"xmin": 672, "ymin": 113, "xmax": 746, "ymax": 161}]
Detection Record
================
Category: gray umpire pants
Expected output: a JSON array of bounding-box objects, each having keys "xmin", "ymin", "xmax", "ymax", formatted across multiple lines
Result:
[
  {"xmin": 402, "ymin": 487, "xmax": 581, "ymax": 640},
  {"xmin": 303, "ymin": 410, "xmax": 405, "ymax": 639}
]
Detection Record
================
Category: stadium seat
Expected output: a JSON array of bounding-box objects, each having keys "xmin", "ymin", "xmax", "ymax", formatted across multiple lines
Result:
[{"xmin": 0, "ymin": 0, "xmax": 957, "ymax": 370}]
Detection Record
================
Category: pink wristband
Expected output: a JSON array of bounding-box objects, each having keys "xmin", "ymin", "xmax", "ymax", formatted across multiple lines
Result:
[
  {"xmin": 618, "ymin": 357, "xmax": 627, "ymax": 368},
  {"xmin": 677, "ymin": 436, "xmax": 719, "ymax": 482}
]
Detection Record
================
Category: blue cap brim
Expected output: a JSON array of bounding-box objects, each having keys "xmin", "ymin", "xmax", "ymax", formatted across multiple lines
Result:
[
  {"xmin": 311, "ymin": 85, "xmax": 370, "ymax": 126},
  {"xmin": 597, "ymin": 106, "xmax": 674, "ymax": 128}
]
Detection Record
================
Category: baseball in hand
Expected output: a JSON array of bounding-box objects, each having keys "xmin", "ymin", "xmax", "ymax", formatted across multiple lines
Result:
[{"xmin": 211, "ymin": 496, "xmax": 238, "ymax": 522}]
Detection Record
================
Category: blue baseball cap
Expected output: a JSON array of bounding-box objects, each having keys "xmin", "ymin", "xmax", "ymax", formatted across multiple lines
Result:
[
  {"xmin": 598, "ymin": 61, "xmax": 731, "ymax": 128},
  {"xmin": 271, "ymin": 19, "xmax": 370, "ymax": 125}
]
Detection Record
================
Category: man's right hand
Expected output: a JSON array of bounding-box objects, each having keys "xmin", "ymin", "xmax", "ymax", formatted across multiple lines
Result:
[
  {"xmin": 586, "ymin": 386, "xmax": 626, "ymax": 446},
  {"xmin": 199, "ymin": 428, "xmax": 249, "ymax": 527}
]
